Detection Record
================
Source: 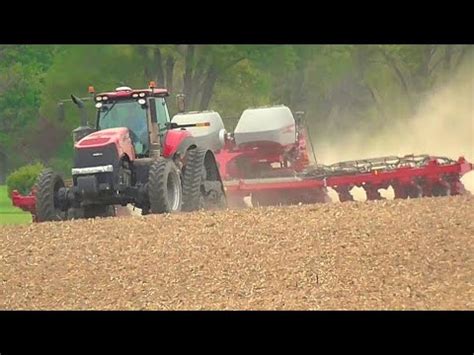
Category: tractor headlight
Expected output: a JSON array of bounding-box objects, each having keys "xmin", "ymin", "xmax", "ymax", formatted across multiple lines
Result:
[
  {"xmin": 102, "ymin": 96, "xmax": 108, "ymax": 101},
  {"xmin": 139, "ymin": 92, "xmax": 146, "ymax": 97},
  {"xmin": 95, "ymin": 102, "xmax": 103, "ymax": 108},
  {"xmin": 132, "ymin": 93, "xmax": 138, "ymax": 98},
  {"xmin": 138, "ymin": 98, "xmax": 146, "ymax": 105},
  {"xmin": 96, "ymin": 96, "xmax": 102, "ymax": 101}
]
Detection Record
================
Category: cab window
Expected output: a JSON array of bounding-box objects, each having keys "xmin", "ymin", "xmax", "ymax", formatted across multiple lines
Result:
[{"xmin": 154, "ymin": 98, "xmax": 170, "ymax": 131}]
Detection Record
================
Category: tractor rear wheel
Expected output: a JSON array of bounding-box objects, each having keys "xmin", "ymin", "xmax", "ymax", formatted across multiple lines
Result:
[
  {"xmin": 182, "ymin": 148, "xmax": 226, "ymax": 212},
  {"xmin": 148, "ymin": 158, "xmax": 183, "ymax": 213},
  {"xmin": 182, "ymin": 148, "xmax": 207, "ymax": 212},
  {"xmin": 36, "ymin": 169, "xmax": 67, "ymax": 222}
]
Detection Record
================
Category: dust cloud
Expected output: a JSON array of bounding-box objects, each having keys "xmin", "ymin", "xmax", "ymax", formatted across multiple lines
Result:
[{"xmin": 313, "ymin": 57, "xmax": 473, "ymax": 201}]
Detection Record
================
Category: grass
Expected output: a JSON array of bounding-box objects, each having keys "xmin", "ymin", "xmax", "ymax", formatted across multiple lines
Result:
[{"xmin": 0, "ymin": 185, "xmax": 32, "ymax": 225}]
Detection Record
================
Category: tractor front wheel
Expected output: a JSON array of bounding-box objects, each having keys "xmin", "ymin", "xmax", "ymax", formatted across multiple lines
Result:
[
  {"xmin": 148, "ymin": 158, "xmax": 183, "ymax": 213},
  {"xmin": 35, "ymin": 169, "xmax": 67, "ymax": 222}
]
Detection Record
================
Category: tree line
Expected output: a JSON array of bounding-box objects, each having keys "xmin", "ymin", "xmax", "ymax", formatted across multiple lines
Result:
[{"xmin": 0, "ymin": 44, "xmax": 471, "ymax": 182}]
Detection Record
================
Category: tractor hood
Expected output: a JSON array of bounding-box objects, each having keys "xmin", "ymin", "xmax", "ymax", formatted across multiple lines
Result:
[
  {"xmin": 75, "ymin": 127, "xmax": 136, "ymax": 161},
  {"xmin": 75, "ymin": 128, "xmax": 129, "ymax": 148}
]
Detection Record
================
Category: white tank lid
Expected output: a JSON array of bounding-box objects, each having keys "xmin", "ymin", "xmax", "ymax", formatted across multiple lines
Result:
[{"xmin": 115, "ymin": 86, "xmax": 132, "ymax": 91}]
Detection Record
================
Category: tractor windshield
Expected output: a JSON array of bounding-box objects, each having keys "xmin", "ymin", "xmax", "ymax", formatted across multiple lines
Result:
[{"xmin": 97, "ymin": 100, "xmax": 148, "ymax": 154}]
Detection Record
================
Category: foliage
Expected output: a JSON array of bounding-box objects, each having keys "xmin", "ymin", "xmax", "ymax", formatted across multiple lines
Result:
[
  {"xmin": 5, "ymin": 162, "xmax": 45, "ymax": 197},
  {"xmin": 0, "ymin": 44, "xmax": 471, "ymax": 179}
]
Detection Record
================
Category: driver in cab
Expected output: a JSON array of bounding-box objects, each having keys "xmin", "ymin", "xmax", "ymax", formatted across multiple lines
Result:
[{"xmin": 123, "ymin": 103, "xmax": 149, "ymax": 155}]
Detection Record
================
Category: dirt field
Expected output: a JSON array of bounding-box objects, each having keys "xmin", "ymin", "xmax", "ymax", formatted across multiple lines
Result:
[{"xmin": 0, "ymin": 195, "xmax": 473, "ymax": 310}]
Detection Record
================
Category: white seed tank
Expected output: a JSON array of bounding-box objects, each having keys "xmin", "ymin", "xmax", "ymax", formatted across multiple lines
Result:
[
  {"xmin": 234, "ymin": 105, "xmax": 296, "ymax": 147},
  {"xmin": 171, "ymin": 111, "xmax": 226, "ymax": 151}
]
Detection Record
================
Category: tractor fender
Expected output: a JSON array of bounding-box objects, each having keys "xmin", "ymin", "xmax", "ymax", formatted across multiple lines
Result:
[
  {"xmin": 162, "ymin": 129, "xmax": 195, "ymax": 158},
  {"xmin": 163, "ymin": 131, "xmax": 225, "ymax": 190},
  {"xmin": 201, "ymin": 149, "xmax": 225, "ymax": 187}
]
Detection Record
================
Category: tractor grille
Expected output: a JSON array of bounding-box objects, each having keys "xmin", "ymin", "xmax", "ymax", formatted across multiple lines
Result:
[{"xmin": 74, "ymin": 143, "xmax": 119, "ymax": 169}]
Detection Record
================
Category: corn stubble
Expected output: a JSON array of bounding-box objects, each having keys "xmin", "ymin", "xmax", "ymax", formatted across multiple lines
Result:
[{"xmin": 0, "ymin": 195, "xmax": 473, "ymax": 310}]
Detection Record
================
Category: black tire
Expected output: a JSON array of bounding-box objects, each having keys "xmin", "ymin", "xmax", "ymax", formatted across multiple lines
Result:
[
  {"xmin": 148, "ymin": 158, "xmax": 182, "ymax": 213},
  {"xmin": 182, "ymin": 148, "xmax": 207, "ymax": 212},
  {"xmin": 36, "ymin": 169, "xmax": 67, "ymax": 222}
]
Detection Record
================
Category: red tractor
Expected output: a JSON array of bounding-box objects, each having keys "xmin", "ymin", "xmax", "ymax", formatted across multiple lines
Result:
[
  {"xmin": 33, "ymin": 83, "xmax": 226, "ymax": 222},
  {"xmin": 11, "ymin": 100, "xmax": 473, "ymax": 220}
]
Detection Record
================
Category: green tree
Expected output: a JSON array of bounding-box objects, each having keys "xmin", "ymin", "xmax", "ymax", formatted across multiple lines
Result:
[{"xmin": 0, "ymin": 45, "xmax": 56, "ymax": 182}]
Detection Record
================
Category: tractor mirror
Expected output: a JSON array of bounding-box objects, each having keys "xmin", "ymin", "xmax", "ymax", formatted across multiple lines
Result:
[
  {"xmin": 57, "ymin": 102, "xmax": 65, "ymax": 122},
  {"xmin": 71, "ymin": 94, "xmax": 85, "ymax": 109},
  {"xmin": 176, "ymin": 94, "xmax": 185, "ymax": 113}
]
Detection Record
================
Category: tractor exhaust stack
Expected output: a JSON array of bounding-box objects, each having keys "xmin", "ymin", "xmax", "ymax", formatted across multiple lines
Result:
[{"xmin": 71, "ymin": 94, "xmax": 94, "ymax": 143}]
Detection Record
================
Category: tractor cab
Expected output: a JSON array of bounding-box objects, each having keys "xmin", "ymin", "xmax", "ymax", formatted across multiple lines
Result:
[{"xmin": 92, "ymin": 83, "xmax": 171, "ymax": 157}]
